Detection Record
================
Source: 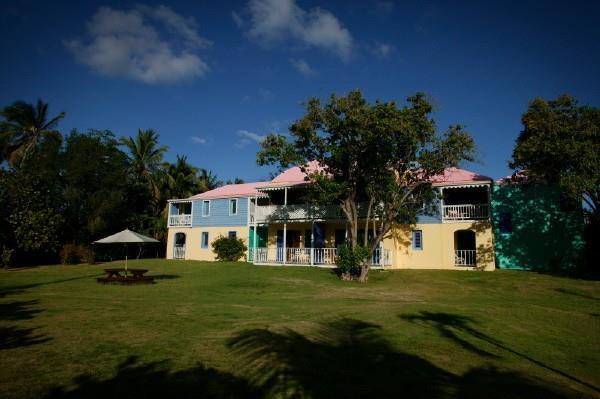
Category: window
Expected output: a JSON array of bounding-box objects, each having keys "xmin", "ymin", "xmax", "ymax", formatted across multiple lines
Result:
[
  {"xmin": 412, "ymin": 230, "xmax": 423, "ymax": 250},
  {"xmin": 201, "ymin": 232, "xmax": 209, "ymax": 248},
  {"xmin": 229, "ymin": 198, "xmax": 238, "ymax": 215},
  {"xmin": 228, "ymin": 231, "xmax": 237, "ymax": 239},
  {"xmin": 202, "ymin": 200, "xmax": 210, "ymax": 216},
  {"xmin": 499, "ymin": 212, "xmax": 512, "ymax": 233}
]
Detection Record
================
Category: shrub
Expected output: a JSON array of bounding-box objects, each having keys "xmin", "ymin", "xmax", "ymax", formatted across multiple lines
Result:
[
  {"xmin": 1, "ymin": 246, "xmax": 15, "ymax": 268},
  {"xmin": 336, "ymin": 244, "xmax": 370, "ymax": 278},
  {"xmin": 59, "ymin": 244, "xmax": 95, "ymax": 265},
  {"xmin": 211, "ymin": 236, "xmax": 248, "ymax": 261}
]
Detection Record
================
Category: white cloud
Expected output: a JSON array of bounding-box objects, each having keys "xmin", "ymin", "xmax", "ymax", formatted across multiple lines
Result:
[
  {"xmin": 371, "ymin": 41, "xmax": 395, "ymax": 58},
  {"xmin": 191, "ymin": 136, "xmax": 207, "ymax": 144},
  {"xmin": 236, "ymin": 129, "xmax": 266, "ymax": 148},
  {"xmin": 65, "ymin": 5, "xmax": 211, "ymax": 84},
  {"xmin": 290, "ymin": 58, "xmax": 316, "ymax": 76},
  {"xmin": 237, "ymin": 0, "xmax": 353, "ymax": 61}
]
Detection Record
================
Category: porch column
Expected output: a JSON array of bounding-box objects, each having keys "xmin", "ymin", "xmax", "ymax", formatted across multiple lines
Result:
[
  {"xmin": 310, "ymin": 221, "xmax": 314, "ymax": 266},
  {"xmin": 253, "ymin": 225, "xmax": 258, "ymax": 264},
  {"xmin": 283, "ymin": 187, "xmax": 288, "ymax": 264},
  {"xmin": 283, "ymin": 223, "xmax": 287, "ymax": 264},
  {"xmin": 439, "ymin": 187, "xmax": 444, "ymax": 220}
]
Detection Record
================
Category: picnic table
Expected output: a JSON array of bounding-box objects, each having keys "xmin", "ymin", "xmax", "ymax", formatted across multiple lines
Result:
[{"xmin": 97, "ymin": 268, "xmax": 154, "ymax": 285}]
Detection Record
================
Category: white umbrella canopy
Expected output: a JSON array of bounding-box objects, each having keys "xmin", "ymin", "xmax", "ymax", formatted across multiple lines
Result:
[{"xmin": 93, "ymin": 229, "xmax": 159, "ymax": 271}]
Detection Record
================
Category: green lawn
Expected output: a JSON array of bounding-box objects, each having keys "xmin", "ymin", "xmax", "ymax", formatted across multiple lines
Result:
[{"xmin": 1, "ymin": 260, "xmax": 599, "ymax": 398}]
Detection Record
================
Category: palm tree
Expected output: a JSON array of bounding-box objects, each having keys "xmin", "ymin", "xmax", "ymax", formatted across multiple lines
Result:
[
  {"xmin": 197, "ymin": 168, "xmax": 221, "ymax": 192},
  {"xmin": 165, "ymin": 155, "xmax": 200, "ymax": 199},
  {"xmin": 121, "ymin": 129, "xmax": 168, "ymax": 204},
  {"xmin": 0, "ymin": 99, "xmax": 65, "ymax": 167}
]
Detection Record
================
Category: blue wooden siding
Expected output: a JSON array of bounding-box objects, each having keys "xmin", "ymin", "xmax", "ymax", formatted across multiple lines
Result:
[{"xmin": 192, "ymin": 197, "xmax": 249, "ymax": 227}]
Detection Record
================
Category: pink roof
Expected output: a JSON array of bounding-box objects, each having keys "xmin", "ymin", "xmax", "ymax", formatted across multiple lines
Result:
[
  {"xmin": 429, "ymin": 167, "xmax": 492, "ymax": 185},
  {"xmin": 188, "ymin": 182, "xmax": 268, "ymax": 200},
  {"xmin": 258, "ymin": 160, "xmax": 325, "ymax": 189},
  {"xmin": 495, "ymin": 170, "xmax": 531, "ymax": 185}
]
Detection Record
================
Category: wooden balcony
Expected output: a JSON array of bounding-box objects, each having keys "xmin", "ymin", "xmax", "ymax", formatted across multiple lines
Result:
[
  {"xmin": 442, "ymin": 204, "xmax": 489, "ymax": 221},
  {"xmin": 254, "ymin": 204, "xmax": 344, "ymax": 222},
  {"xmin": 168, "ymin": 214, "xmax": 192, "ymax": 227}
]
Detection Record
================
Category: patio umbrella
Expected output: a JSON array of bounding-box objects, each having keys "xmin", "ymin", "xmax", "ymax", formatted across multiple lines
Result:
[{"xmin": 93, "ymin": 229, "xmax": 159, "ymax": 272}]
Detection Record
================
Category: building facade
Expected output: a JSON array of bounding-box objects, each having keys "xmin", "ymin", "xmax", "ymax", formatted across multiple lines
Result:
[{"xmin": 166, "ymin": 165, "xmax": 497, "ymax": 271}]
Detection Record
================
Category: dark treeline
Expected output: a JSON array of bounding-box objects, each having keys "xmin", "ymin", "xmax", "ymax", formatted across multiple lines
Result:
[{"xmin": 0, "ymin": 100, "xmax": 226, "ymax": 266}]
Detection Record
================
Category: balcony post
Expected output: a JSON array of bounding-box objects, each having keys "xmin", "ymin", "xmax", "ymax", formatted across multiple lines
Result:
[
  {"xmin": 439, "ymin": 187, "xmax": 444, "ymax": 220},
  {"xmin": 310, "ymin": 221, "xmax": 314, "ymax": 266},
  {"xmin": 283, "ymin": 222, "xmax": 287, "ymax": 264}
]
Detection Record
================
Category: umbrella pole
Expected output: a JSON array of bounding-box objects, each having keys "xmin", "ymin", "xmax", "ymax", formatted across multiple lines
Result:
[{"xmin": 125, "ymin": 243, "xmax": 128, "ymax": 276}]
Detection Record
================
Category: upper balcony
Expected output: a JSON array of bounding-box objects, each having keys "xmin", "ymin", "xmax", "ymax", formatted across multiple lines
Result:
[
  {"xmin": 442, "ymin": 204, "xmax": 489, "ymax": 220},
  {"xmin": 254, "ymin": 204, "xmax": 343, "ymax": 223},
  {"xmin": 167, "ymin": 200, "xmax": 192, "ymax": 227}
]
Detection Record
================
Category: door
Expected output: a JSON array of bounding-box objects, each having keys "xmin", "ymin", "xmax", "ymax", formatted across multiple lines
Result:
[
  {"xmin": 174, "ymin": 232, "xmax": 186, "ymax": 259},
  {"xmin": 276, "ymin": 230, "xmax": 284, "ymax": 262}
]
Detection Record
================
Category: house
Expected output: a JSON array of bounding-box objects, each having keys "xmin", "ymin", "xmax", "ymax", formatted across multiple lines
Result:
[
  {"xmin": 166, "ymin": 164, "xmax": 496, "ymax": 270},
  {"xmin": 491, "ymin": 173, "xmax": 584, "ymax": 272}
]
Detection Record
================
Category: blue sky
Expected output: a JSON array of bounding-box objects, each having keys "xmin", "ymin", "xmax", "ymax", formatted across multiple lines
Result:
[{"xmin": 1, "ymin": 0, "xmax": 599, "ymax": 182}]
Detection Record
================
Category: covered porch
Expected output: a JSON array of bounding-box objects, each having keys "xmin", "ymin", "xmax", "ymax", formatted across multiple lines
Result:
[{"xmin": 248, "ymin": 221, "xmax": 392, "ymax": 268}]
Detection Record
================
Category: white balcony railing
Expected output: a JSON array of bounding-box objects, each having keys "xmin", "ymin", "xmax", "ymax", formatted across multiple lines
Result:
[
  {"xmin": 168, "ymin": 214, "xmax": 192, "ymax": 227},
  {"xmin": 455, "ymin": 250, "xmax": 476, "ymax": 266},
  {"xmin": 250, "ymin": 247, "xmax": 392, "ymax": 267},
  {"xmin": 254, "ymin": 204, "xmax": 343, "ymax": 222},
  {"xmin": 443, "ymin": 204, "xmax": 489, "ymax": 220}
]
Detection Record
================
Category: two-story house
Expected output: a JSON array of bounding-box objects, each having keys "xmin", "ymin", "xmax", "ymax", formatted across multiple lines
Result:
[{"xmin": 166, "ymin": 164, "xmax": 496, "ymax": 270}]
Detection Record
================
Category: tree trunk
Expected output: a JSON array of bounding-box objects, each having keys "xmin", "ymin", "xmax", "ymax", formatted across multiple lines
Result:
[{"xmin": 358, "ymin": 262, "xmax": 369, "ymax": 282}]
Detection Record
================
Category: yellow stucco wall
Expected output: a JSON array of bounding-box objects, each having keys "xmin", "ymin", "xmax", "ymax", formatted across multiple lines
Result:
[
  {"xmin": 167, "ymin": 220, "xmax": 495, "ymax": 270},
  {"xmin": 166, "ymin": 226, "xmax": 250, "ymax": 261},
  {"xmin": 384, "ymin": 221, "xmax": 495, "ymax": 270},
  {"xmin": 257, "ymin": 220, "xmax": 495, "ymax": 271}
]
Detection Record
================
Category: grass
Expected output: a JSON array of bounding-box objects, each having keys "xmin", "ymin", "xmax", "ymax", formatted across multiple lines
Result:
[{"xmin": 0, "ymin": 260, "xmax": 599, "ymax": 398}]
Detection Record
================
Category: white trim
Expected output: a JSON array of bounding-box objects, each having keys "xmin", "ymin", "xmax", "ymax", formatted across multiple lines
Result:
[
  {"xmin": 229, "ymin": 198, "xmax": 239, "ymax": 216},
  {"xmin": 202, "ymin": 200, "xmax": 210, "ymax": 217}
]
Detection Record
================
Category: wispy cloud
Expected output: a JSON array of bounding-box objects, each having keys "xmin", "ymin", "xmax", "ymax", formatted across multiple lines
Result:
[
  {"xmin": 290, "ymin": 58, "xmax": 316, "ymax": 76},
  {"xmin": 236, "ymin": 129, "xmax": 266, "ymax": 148},
  {"xmin": 235, "ymin": 0, "xmax": 353, "ymax": 61},
  {"xmin": 65, "ymin": 5, "xmax": 211, "ymax": 84},
  {"xmin": 370, "ymin": 41, "xmax": 395, "ymax": 58},
  {"xmin": 191, "ymin": 136, "xmax": 207, "ymax": 144}
]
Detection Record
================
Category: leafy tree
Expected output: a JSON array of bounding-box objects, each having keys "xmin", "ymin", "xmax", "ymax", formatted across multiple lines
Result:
[
  {"xmin": 510, "ymin": 95, "xmax": 599, "ymax": 220},
  {"xmin": 510, "ymin": 95, "xmax": 600, "ymax": 274},
  {"xmin": 258, "ymin": 90, "xmax": 475, "ymax": 281},
  {"xmin": 63, "ymin": 130, "xmax": 131, "ymax": 243},
  {"xmin": 0, "ymin": 99, "xmax": 65, "ymax": 167}
]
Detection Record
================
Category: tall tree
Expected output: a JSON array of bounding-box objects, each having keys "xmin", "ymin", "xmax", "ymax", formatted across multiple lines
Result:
[
  {"xmin": 0, "ymin": 99, "xmax": 65, "ymax": 167},
  {"xmin": 510, "ymin": 95, "xmax": 600, "ymax": 220},
  {"xmin": 63, "ymin": 130, "xmax": 131, "ymax": 243},
  {"xmin": 258, "ymin": 90, "xmax": 475, "ymax": 281},
  {"xmin": 165, "ymin": 155, "xmax": 201, "ymax": 199},
  {"xmin": 510, "ymin": 95, "xmax": 600, "ymax": 274},
  {"xmin": 121, "ymin": 129, "xmax": 168, "ymax": 205},
  {"xmin": 197, "ymin": 168, "xmax": 221, "ymax": 191}
]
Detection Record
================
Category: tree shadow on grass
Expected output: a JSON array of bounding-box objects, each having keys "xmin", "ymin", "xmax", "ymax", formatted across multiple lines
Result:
[
  {"xmin": 43, "ymin": 356, "xmax": 261, "ymax": 399},
  {"xmin": 227, "ymin": 318, "xmax": 572, "ymax": 398},
  {"xmin": 151, "ymin": 274, "xmax": 181, "ymax": 280},
  {"xmin": 0, "ymin": 299, "xmax": 51, "ymax": 349},
  {"xmin": 0, "ymin": 274, "xmax": 101, "ymax": 298},
  {"xmin": 555, "ymin": 287, "xmax": 600, "ymax": 301},
  {"xmin": 400, "ymin": 311, "xmax": 599, "ymax": 395}
]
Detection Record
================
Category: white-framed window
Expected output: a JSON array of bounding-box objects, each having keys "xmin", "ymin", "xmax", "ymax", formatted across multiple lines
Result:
[
  {"xmin": 229, "ymin": 198, "xmax": 238, "ymax": 215},
  {"xmin": 202, "ymin": 200, "xmax": 210, "ymax": 217},
  {"xmin": 201, "ymin": 232, "xmax": 209, "ymax": 248},
  {"xmin": 228, "ymin": 231, "xmax": 237, "ymax": 239},
  {"xmin": 412, "ymin": 230, "xmax": 423, "ymax": 250}
]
